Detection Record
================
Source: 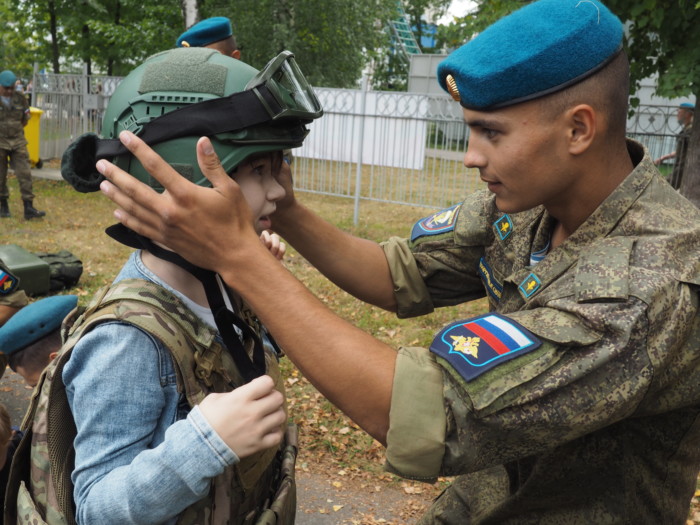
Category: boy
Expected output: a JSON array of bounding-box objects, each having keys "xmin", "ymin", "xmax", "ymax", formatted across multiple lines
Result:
[
  {"xmin": 0, "ymin": 294, "xmax": 77, "ymax": 387},
  {"xmin": 22, "ymin": 47, "xmax": 321, "ymax": 524}
]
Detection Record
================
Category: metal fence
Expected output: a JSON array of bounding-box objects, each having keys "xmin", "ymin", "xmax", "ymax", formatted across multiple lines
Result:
[{"xmin": 32, "ymin": 71, "xmax": 685, "ymax": 219}]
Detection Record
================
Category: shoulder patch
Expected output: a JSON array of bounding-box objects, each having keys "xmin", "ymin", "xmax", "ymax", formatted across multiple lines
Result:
[
  {"xmin": 430, "ymin": 313, "xmax": 541, "ymax": 382},
  {"xmin": 0, "ymin": 268, "xmax": 19, "ymax": 295},
  {"xmin": 410, "ymin": 204, "xmax": 461, "ymax": 242}
]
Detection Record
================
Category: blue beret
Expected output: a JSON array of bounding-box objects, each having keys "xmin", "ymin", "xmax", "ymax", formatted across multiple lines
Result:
[
  {"xmin": 437, "ymin": 0, "xmax": 623, "ymax": 110},
  {"xmin": 0, "ymin": 295, "xmax": 77, "ymax": 355},
  {"xmin": 680, "ymin": 102, "xmax": 695, "ymax": 109},
  {"xmin": 176, "ymin": 17, "xmax": 233, "ymax": 48},
  {"xmin": 0, "ymin": 70, "xmax": 17, "ymax": 88}
]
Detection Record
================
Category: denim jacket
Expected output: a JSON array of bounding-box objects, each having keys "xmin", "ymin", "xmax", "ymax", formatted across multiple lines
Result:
[{"xmin": 63, "ymin": 251, "xmax": 238, "ymax": 525}]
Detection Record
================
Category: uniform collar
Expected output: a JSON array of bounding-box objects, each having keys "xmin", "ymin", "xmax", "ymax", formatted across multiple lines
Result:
[{"xmin": 509, "ymin": 139, "xmax": 653, "ymax": 301}]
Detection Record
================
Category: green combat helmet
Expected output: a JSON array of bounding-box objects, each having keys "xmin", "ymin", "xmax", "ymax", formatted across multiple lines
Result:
[
  {"xmin": 61, "ymin": 47, "xmax": 322, "ymax": 192},
  {"xmin": 61, "ymin": 47, "xmax": 323, "ymax": 382}
]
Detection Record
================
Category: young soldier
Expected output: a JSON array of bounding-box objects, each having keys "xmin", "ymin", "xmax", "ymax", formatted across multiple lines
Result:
[
  {"xmin": 8, "ymin": 47, "xmax": 322, "ymax": 525},
  {"xmin": 100, "ymin": 0, "xmax": 700, "ymax": 522},
  {"xmin": 0, "ymin": 295, "xmax": 77, "ymax": 387}
]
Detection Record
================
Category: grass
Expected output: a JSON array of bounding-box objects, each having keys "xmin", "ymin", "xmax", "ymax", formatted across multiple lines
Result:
[
  {"xmin": 9, "ymin": 173, "xmax": 697, "ymax": 522},
  {"xmin": 2, "ymin": 173, "xmax": 482, "ymax": 492}
]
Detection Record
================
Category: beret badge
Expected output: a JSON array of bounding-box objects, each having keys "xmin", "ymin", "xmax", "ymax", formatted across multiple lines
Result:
[{"xmin": 446, "ymin": 74, "xmax": 460, "ymax": 102}]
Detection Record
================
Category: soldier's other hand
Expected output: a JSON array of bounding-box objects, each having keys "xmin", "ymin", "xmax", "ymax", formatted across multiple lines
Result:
[{"xmin": 198, "ymin": 375, "xmax": 286, "ymax": 458}]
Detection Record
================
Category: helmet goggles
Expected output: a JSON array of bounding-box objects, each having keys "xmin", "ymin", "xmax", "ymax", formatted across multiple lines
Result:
[{"xmin": 95, "ymin": 50, "xmax": 322, "ymax": 160}]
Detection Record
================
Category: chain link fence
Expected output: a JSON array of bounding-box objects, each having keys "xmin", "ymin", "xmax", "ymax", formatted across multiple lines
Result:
[{"xmin": 32, "ymin": 71, "xmax": 685, "ymax": 219}]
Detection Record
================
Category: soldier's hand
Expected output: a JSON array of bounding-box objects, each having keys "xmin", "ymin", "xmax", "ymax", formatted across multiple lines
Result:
[{"xmin": 198, "ymin": 375, "xmax": 286, "ymax": 458}]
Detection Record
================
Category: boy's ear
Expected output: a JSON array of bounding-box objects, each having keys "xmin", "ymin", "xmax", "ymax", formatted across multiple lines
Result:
[
  {"xmin": 567, "ymin": 104, "xmax": 596, "ymax": 155},
  {"xmin": 231, "ymin": 49, "xmax": 241, "ymax": 60}
]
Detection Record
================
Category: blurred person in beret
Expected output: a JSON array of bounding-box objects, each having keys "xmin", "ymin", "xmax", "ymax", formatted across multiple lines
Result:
[
  {"xmin": 0, "ymin": 295, "xmax": 77, "ymax": 386},
  {"xmin": 176, "ymin": 16, "xmax": 241, "ymax": 59},
  {"xmin": 0, "ymin": 69, "xmax": 45, "ymax": 220},
  {"xmin": 99, "ymin": 0, "xmax": 700, "ymax": 522},
  {"xmin": 654, "ymin": 101, "xmax": 694, "ymax": 189}
]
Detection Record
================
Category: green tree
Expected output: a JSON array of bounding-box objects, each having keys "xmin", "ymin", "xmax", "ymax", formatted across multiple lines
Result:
[
  {"xmin": 372, "ymin": 0, "xmax": 451, "ymax": 91},
  {"xmin": 12, "ymin": 0, "xmax": 182, "ymax": 75},
  {"xmin": 438, "ymin": 0, "xmax": 700, "ymax": 207},
  {"xmin": 200, "ymin": 0, "xmax": 396, "ymax": 88}
]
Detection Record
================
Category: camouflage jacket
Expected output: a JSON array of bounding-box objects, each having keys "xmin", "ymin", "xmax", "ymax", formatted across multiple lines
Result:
[
  {"xmin": 382, "ymin": 141, "xmax": 700, "ymax": 523},
  {"xmin": 0, "ymin": 90, "xmax": 29, "ymax": 149},
  {"xmin": 5, "ymin": 278, "xmax": 296, "ymax": 525}
]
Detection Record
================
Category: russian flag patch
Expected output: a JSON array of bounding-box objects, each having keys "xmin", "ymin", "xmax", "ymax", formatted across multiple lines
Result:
[
  {"xmin": 430, "ymin": 313, "xmax": 541, "ymax": 381},
  {"xmin": 410, "ymin": 204, "xmax": 461, "ymax": 242}
]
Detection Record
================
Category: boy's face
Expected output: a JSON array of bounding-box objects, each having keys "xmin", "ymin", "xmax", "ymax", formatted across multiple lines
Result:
[{"xmin": 231, "ymin": 154, "xmax": 286, "ymax": 234}]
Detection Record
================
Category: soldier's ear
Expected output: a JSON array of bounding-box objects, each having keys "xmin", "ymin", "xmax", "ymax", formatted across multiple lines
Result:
[{"xmin": 567, "ymin": 104, "xmax": 596, "ymax": 156}]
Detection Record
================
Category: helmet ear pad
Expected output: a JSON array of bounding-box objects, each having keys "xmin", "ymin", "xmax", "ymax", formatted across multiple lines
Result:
[{"xmin": 60, "ymin": 133, "xmax": 104, "ymax": 193}]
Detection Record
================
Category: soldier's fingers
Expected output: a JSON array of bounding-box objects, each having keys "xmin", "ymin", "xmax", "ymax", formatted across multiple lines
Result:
[
  {"xmin": 98, "ymin": 160, "xmax": 171, "ymax": 242},
  {"xmin": 116, "ymin": 130, "xmax": 193, "ymax": 201},
  {"xmin": 196, "ymin": 137, "xmax": 235, "ymax": 192}
]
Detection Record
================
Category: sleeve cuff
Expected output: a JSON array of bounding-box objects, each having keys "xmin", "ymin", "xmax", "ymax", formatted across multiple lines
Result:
[
  {"xmin": 381, "ymin": 237, "xmax": 434, "ymax": 319},
  {"xmin": 187, "ymin": 405, "xmax": 240, "ymax": 466},
  {"xmin": 385, "ymin": 346, "xmax": 446, "ymax": 482}
]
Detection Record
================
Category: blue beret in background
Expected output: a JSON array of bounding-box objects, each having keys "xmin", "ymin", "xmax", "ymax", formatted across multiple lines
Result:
[
  {"xmin": 0, "ymin": 295, "xmax": 78, "ymax": 355},
  {"xmin": 437, "ymin": 0, "xmax": 624, "ymax": 110},
  {"xmin": 680, "ymin": 102, "xmax": 695, "ymax": 109},
  {"xmin": 0, "ymin": 70, "xmax": 17, "ymax": 88},
  {"xmin": 176, "ymin": 16, "xmax": 233, "ymax": 48}
]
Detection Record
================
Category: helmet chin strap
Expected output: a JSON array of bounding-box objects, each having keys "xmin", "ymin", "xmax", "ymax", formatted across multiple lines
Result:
[{"xmin": 106, "ymin": 224, "xmax": 266, "ymax": 384}]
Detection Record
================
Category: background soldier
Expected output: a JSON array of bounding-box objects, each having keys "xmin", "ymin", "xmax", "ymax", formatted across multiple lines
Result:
[{"xmin": 0, "ymin": 70, "xmax": 45, "ymax": 219}]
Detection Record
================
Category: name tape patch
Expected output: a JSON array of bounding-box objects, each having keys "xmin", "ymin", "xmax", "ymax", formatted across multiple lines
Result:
[{"xmin": 430, "ymin": 313, "xmax": 541, "ymax": 382}]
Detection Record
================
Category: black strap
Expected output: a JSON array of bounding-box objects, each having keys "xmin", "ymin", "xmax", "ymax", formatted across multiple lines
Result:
[
  {"xmin": 95, "ymin": 85, "xmax": 283, "ymax": 161},
  {"xmin": 105, "ymin": 224, "xmax": 266, "ymax": 383}
]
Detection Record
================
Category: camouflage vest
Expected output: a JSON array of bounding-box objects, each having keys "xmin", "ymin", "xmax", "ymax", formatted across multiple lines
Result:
[{"xmin": 4, "ymin": 278, "xmax": 297, "ymax": 525}]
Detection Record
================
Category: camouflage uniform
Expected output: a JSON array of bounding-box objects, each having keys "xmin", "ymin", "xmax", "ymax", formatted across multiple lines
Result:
[
  {"xmin": 668, "ymin": 121, "xmax": 693, "ymax": 190},
  {"xmin": 0, "ymin": 258, "xmax": 28, "ymax": 377},
  {"xmin": 0, "ymin": 259, "xmax": 28, "ymax": 310},
  {"xmin": 0, "ymin": 90, "xmax": 34, "ymax": 201},
  {"xmin": 382, "ymin": 141, "xmax": 700, "ymax": 523}
]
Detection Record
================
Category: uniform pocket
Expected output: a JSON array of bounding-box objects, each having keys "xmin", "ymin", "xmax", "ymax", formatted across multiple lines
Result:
[{"xmin": 16, "ymin": 481, "xmax": 49, "ymax": 525}]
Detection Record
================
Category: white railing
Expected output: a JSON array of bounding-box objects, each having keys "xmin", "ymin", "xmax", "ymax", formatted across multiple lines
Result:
[{"xmin": 33, "ymin": 71, "xmax": 684, "ymax": 219}]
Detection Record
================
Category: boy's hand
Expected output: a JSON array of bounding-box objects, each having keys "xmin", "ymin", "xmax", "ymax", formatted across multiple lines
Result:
[
  {"xmin": 198, "ymin": 375, "xmax": 286, "ymax": 458},
  {"xmin": 260, "ymin": 231, "xmax": 286, "ymax": 261}
]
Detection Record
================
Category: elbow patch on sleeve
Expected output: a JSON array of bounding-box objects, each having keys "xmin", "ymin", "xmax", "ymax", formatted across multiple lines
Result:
[{"xmin": 385, "ymin": 346, "xmax": 446, "ymax": 482}]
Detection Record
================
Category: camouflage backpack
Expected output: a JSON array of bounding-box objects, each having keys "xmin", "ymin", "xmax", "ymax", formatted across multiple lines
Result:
[{"xmin": 4, "ymin": 278, "xmax": 297, "ymax": 525}]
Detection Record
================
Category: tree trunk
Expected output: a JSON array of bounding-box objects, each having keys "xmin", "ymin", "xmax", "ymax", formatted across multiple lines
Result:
[
  {"xmin": 48, "ymin": 0, "xmax": 60, "ymax": 73},
  {"xmin": 679, "ymin": 90, "xmax": 700, "ymax": 208},
  {"xmin": 180, "ymin": 0, "xmax": 199, "ymax": 29}
]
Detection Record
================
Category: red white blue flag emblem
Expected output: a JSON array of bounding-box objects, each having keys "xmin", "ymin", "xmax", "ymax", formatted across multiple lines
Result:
[{"xmin": 430, "ymin": 313, "xmax": 541, "ymax": 381}]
